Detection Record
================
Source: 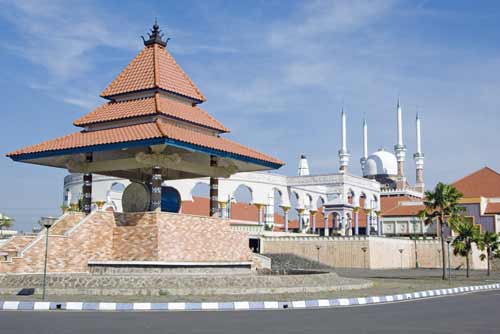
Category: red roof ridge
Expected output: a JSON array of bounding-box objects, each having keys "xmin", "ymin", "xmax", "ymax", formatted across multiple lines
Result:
[
  {"xmin": 157, "ymin": 45, "xmax": 206, "ymax": 102},
  {"xmin": 452, "ymin": 166, "xmax": 500, "ymax": 186}
]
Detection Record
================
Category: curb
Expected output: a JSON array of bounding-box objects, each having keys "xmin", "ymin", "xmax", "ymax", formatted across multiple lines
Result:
[{"xmin": 1, "ymin": 283, "xmax": 499, "ymax": 312}]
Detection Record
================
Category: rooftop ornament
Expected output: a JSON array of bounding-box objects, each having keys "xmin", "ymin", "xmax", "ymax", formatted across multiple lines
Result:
[{"xmin": 142, "ymin": 18, "xmax": 170, "ymax": 47}]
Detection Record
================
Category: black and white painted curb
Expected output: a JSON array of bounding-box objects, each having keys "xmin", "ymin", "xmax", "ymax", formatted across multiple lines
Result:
[{"xmin": 1, "ymin": 283, "xmax": 499, "ymax": 312}]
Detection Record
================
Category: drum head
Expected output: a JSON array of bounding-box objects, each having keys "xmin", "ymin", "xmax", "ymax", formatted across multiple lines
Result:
[{"xmin": 122, "ymin": 182, "xmax": 151, "ymax": 212}]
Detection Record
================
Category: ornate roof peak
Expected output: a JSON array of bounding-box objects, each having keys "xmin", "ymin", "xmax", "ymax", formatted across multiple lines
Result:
[{"xmin": 142, "ymin": 18, "xmax": 170, "ymax": 47}]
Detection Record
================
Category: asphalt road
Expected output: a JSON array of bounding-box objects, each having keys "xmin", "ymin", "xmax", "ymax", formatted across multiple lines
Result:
[{"xmin": 0, "ymin": 291, "xmax": 499, "ymax": 334}]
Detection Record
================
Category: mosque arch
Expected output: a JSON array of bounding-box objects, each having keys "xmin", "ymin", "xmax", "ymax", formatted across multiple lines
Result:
[
  {"xmin": 233, "ymin": 184, "xmax": 254, "ymax": 204},
  {"xmin": 110, "ymin": 182, "xmax": 126, "ymax": 193},
  {"xmin": 191, "ymin": 181, "xmax": 210, "ymax": 198}
]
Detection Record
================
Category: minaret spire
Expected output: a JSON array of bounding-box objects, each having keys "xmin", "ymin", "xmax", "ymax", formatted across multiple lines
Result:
[
  {"xmin": 394, "ymin": 99, "xmax": 407, "ymax": 180},
  {"xmin": 360, "ymin": 116, "xmax": 368, "ymax": 173},
  {"xmin": 338, "ymin": 108, "xmax": 350, "ymax": 173},
  {"xmin": 298, "ymin": 154, "xmax": 310, "ymax": 176},
  {"xmin": 413, "ymin": 112, "xmax": 424, "ymax": 192}
]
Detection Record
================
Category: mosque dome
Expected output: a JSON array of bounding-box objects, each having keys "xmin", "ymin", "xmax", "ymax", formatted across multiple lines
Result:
[{"xmin": 363, "ymin": 149, "xmax": 398, "ymax": 177}]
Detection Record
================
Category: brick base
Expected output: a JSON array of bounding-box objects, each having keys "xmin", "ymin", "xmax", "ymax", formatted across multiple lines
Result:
[{"xmin": 0, "ymin": 212, "xmax": 252, "ymax": 274}]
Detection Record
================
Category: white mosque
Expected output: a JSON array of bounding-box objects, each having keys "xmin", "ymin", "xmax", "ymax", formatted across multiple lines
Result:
[{"xmin": 63, "ymin": 101, "xmax": 431, "ymax": 237}]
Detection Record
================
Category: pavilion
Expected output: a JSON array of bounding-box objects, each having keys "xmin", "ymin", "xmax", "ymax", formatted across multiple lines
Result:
[{"xmin": 7, "ymin": 21, "xmax": 283, "ymax": 215}]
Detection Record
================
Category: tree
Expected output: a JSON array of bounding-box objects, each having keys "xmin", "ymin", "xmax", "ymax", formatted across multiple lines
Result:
[
  {"xmin": 420, "ymin": 183, "xmax": 464, "ymax": 280},
  {"xmin": 477, "ymin": 231, "xmax": 500, "ymax": 276},
  {"xmin": 0, "ymin": 215, "xmax": 13, "ymax": 238},
  {"xmin": 452, "ymin": 220, "xmax": 480, "ymax": 278}
]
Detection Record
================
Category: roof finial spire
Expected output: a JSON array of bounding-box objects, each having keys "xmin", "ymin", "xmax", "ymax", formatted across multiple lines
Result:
[{"xmin": 142, "ymin": 19, "xmax": 170, "ymax": 47}]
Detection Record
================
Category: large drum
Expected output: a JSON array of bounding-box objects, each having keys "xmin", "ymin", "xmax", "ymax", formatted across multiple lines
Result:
[
  {"xmin": 122, "ymin": 182, "xmax": 151, "ymax": 212},
  {"xmin": 161, "ymin": 186, "xmax": 181, "ymax": 213}
]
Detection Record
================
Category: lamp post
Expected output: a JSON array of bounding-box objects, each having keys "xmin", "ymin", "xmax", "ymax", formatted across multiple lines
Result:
[
  {"xmin": 40, "ymin": 216, "xmax": 56, "ymax": 300},
  {"xmin": 446, "ymin": 237, "xmax": 452, "ymax": 285},
  {"xmin": 316, "ymin": 245, "xmax": 321, "ymax": 264},
  {"xmin": 413, "ymin": 220, "xmax": 419, "ymax": 269},
  {"xmin": 398, "ymin": 248, "xmax": 404, "ymax": 271}
]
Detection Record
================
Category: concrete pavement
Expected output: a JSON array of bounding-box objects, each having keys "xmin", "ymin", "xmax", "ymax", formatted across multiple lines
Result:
[{"xmin": 0, "ymin": 291, "xmax": 499, "ymax": 333}]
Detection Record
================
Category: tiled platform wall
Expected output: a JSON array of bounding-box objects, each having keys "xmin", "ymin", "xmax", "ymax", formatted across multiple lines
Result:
[{"xmin": 0, "ymin": 212, "xmax": 252, "ymax": 274}]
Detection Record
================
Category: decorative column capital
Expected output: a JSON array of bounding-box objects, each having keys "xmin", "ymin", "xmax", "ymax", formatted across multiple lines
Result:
[
  {"xmin": 280, "ymin": 205, "xmax": 290, "ymax": 213},
  {"xmin": 309, "ymin": 210, "xmax": 317, "ymax": 215},
  {"xmin": 296, "ymin": 208, "xmax": 305, "ymax": 214}
]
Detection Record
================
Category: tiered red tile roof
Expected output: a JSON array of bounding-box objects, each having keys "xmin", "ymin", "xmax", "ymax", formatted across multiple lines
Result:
[
  {"xmin": 7, "ymin": 119, "xmax": 283, "ymax": 166},
  {"xmin": 7, "ymin": 23, "xmax": 283, "ymax": 169},
  {"xmin": 101, "ymin": 44, "xmax": 206, "ymax": 103},
  {"xmin": 452, "ymin": 167, "xmax": 500, "ymax": 198},
  {"xmin": 73, "ymin": 93, "xmax": 229, "ymax": 132},
  {"xmin": 485, "ymin": 202, "xmax": 500, "ymax": 214},
  {"xmin": 380, "ymin": 195, "xmax": 424, "ymax": 217}
]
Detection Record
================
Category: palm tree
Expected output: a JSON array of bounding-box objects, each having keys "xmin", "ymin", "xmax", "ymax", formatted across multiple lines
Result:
[
  {"xmin": 420, "ymin": 183, "xmax": 464, "ymax": 280},
  {"xmin": 452, "ymin": 220, "xmax": 480, "ymax": 278},
  {"xmin": 477, "ymin": 231, "xmax": 500, "ymax": 276},
  {"xmin": 0, "ymin": 215, "xmax": 13, "ymax": 238}
]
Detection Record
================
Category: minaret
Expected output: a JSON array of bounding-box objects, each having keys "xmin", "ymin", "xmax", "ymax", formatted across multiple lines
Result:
[
  {"xmin": 298, "ymin": 154, "xmax": 310, "ymax": 176},
  {"xmin": 394, "ymin": 99, "xmax": 407, "ymax": 179},
  {"xmin": 338, "ymin": 109, "xmax": 350, "ymax": 173},
  {"xmin": 413, "ymin": 113, "xmax": 424, "ymax": 192},
  {"xmin": 360, "ymin": 117, "xmax": 368, "ymax": 173}
]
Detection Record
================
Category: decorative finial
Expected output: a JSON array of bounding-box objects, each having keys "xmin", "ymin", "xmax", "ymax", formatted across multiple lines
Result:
[{"xmin": 142, "ymin": 19, "xmax": 170, "ymax": 47}]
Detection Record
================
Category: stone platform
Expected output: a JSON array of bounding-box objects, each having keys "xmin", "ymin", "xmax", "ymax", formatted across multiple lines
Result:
[
  {"xmin": 0, "ymin": 272, "xmax": 372, "ymax": 296},
  {"xmin": 0, "ymin": 212, "xmax": 253, "ymax": 274}
]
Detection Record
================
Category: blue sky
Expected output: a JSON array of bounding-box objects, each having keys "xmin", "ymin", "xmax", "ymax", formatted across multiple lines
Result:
[{"xmin": 0, "ymin": 0, "xmax": 499, "ymax": 231}]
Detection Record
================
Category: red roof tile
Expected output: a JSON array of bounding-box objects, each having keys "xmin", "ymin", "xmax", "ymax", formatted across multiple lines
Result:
[
  {"xmin": 485, "ymin": 202, "xmax": 500, "ymax": 214},
  {"xmin": 380, "ymin": 195, "xmax": 424, "ymax": 217},
  {"xmin": 73, "ymin": 94, "xmax": 229, "ymax": 132},
  {"xmin": 101, "ymin": 44, "xmax": 206, "ymax": 102},
  {"xmin": 452, "ymin": 167, "xmax": 500, "ymax": 198},
  {"xmin": 7, "ymin": 120, "xmax": 283, "ymax": 167}
]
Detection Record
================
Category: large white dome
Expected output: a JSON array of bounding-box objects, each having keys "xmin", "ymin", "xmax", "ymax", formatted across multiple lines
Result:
[{"xmin": 363, "ymin": 149, "xmax": 398, "ymax": 177}]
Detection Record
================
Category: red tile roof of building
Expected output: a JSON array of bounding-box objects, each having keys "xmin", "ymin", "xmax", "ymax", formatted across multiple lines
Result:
[
  {"xmin": 101, "ymin": 44, "xmax": 206, "ymax": 102},
  {"xmin": 485, "ymin": 202, "xmax": 500, "ymax": 214},
  {"xmin": 73, "ymin": 93, "xmax": 229, "ymax": 132},
  {"xmin": 7, "ymin": 119, "xmax": 283, "ymax": 166},
  {"xmin": 380, "ymin": 195, "xmax": 424, "ymax": 217},
  {"xmin": 452, "ymin": 167, "xmax": 500, "ymax": 198}
]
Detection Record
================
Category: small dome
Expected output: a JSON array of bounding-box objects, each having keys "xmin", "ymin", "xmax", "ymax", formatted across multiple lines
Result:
[{"xmin": 363, "ymin": 149, "xmax": 398, "ymax": 177}]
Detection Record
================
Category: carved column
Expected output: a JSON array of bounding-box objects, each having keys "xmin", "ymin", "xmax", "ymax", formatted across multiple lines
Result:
[
  {"xmin": 297, "ymin": 208, "xmax": 304, "ymax": 233},
  {"xmin": 254, "ymin": 203, "xmax": 264, "ymax": 225},
  {"xmin": 209, "ymin": 155, "xmax": 219, "ymax": 217},
  {"xmin": 82, "ymin": 153, "xmax": 93, "ymax": 215},
  {"xmin": 219, "ymin": 201, "xmax": 227, "ymax": 219},
  {"xmin": 354, "ymin": 208, "xmax": 360, "ymax": 235},
  {"xmin": 310, "ymin": 210, "xmax": 317, "ymax": 234},
  {"xmin": 281, "ymin": 206, "xmax": 290, "ymax": 232},
  {"xmin": 365, "ymin": 209, "xmax": 372, "ymax": 236},
  {"xmin": 376, "ymin": 211, "xmax": 382, "ymax": 236},
  {"xmin": 323, "ymin": 215, "xmax": 329, "ymax": 237},
  {"xmin": 150, "ymin": 166, "xmax": 162, "ymax": 211}
]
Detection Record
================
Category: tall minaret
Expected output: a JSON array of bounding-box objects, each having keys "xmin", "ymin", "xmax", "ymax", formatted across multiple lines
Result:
[
  {"xmin": 298, "ymin": 154, "xmax": 310, "ymax": 176},
  {"xmin": 360, "ymin": 117, "xmax": 368, "ymax": 173},
  {"xmin": 394, "ymin": 99, "xmax": 407, "ymax": 179},
  {"xmin": 413, "ymin": 113, "xmax": 424, "ymax": 192},
  {"xmin": 338, "ymin": 109, "xmax": 350, "ymax": 173}
]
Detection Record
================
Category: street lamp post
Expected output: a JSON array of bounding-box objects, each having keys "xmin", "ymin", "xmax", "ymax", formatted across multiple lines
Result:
[
  {"xmin": 40, "ymin": 217, "xmax": 56, "ymax": 300},
  {"xmin": 316, "ymin": 245, "xmax": 321, "ymax": 264}
]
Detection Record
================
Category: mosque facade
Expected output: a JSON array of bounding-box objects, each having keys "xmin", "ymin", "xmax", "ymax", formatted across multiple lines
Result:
[{"xmin": 63, "ymin": 101, "xmax": 432, "ymax": 237}]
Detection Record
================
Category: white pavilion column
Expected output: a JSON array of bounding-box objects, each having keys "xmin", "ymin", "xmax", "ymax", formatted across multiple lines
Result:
[
  {"xmin": 323, "ymin": 215, "xmax": 329, "ymax": 237},
  {"xmin": 310, "ymin": 210, "xmax": 317, "ymax": 234},
  {"xmin": 354, "ymin": 209, "xmax": 359, "ymax": 235},
  {"xmin": 365, "ymin": 209, "xmax": 371, "ymax": 236},
  {"xmin": 150, "ymin": 166, "xmax": 162, "ymax": 211},
  {"xmin": 255, "ymin": 203, "xmax": 264, "ymax": 225},
  {"xmin": 377, "ymin": 212, "xmax": 382, "ymax": 236},
  {"xmin": 297, "ymin": 208, "xmax": 304, "ymax": 232},
  {"xmin": 281, "ymin": 206, "xmax": 290, "ymax": 232}
]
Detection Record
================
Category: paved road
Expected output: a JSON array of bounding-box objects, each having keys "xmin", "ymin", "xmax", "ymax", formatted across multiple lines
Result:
[{"xmin": 0, "ymin": 291, "xmax": 499, "ymax": 334}]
